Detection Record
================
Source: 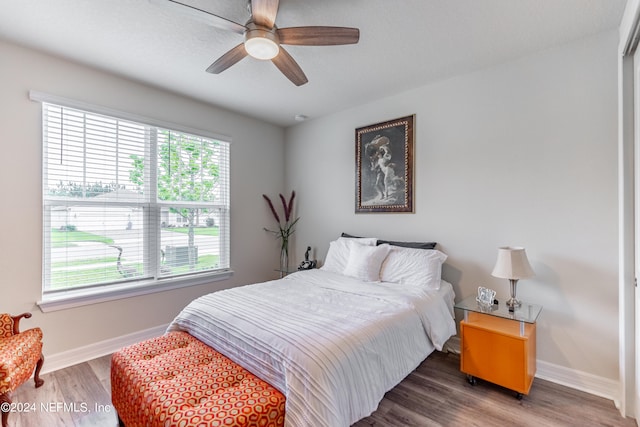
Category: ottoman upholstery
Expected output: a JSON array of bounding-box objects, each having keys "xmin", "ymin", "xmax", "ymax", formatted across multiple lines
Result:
[{"xmin": 111, "ymin": 331, "xmax": 285, "ymax": 427}]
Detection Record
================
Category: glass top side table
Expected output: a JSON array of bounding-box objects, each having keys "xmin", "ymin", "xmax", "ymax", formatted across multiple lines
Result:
[
  {"xmin": 454, "ymin": 294, "xmax": 543, "ymax": 398},
  {"xmin": 455, "ymin": 295, "xmax": 542, "ymax": 325}
]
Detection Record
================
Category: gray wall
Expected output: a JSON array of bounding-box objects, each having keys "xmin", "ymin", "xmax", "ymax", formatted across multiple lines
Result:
[
  {"xmin": 286, "ymin": 31, "xmax": 619, "ymax": 381},
  {"xmin": 0, "ymin": 39, "xmax": 285, "ymax": 356},
  {"xmin": 0, "ymin": 28, "xmax": 621, "ymax": 391}
]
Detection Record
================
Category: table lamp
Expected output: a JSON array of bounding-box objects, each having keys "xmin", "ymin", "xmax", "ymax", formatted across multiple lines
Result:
[{"xmin": 491, "ymin": 246, "xmax": 534, "ymax": 308}]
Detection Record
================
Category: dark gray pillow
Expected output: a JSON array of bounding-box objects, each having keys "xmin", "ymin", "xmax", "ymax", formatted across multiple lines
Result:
[
  {"xmin": 341, "ymin": 232, "xmax": 363, "ymax": 239},
  {"xmin": 341, "ymin": 232, "xmax": 436, "ymax": 249},
  {"xmin": 377, "ymin": 239, "xmax": 437, "ymax": 249}
]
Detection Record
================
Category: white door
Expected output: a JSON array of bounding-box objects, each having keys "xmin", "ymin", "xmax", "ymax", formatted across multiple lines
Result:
[
  {"xmin": 634, "ymin": 45, "xmax": 640, "ymax": 419},
  {"xmin": 626, "ymin": 49, "xmax": 640, "ymax": 418},
  {"xmin": 620, "ymin": 1, "xmax": 640, "ymax": 417}
]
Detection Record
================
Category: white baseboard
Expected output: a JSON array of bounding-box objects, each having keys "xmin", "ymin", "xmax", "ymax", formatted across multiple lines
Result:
[
  {"xmin": 536, "ymin": 360, "xmax": 620, "ymax": 409},
  {"xmin": 445, "ymin": 336, "xmax": 620, "ymax": 408},
  {"xmin": 41, "ymin": 324, "xmax": 168, "ymax": 374},
  {"xmin": 443, "ymin": 336, "xmax": 461, "ymax": 354}
]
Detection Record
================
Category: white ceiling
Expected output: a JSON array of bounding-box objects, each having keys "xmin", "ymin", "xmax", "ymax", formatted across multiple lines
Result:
[{"xmin": 0, "ymin": 0, "xmax": 627, "ymax": 127}]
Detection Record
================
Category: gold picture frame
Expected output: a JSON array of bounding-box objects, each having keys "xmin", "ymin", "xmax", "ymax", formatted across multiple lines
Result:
[{"xmin": 355, "ymin": 115, "xmax": 415, "ymax": 213}]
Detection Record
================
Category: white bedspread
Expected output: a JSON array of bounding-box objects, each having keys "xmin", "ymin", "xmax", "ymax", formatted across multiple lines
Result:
[{"xmin": 167, "ymin": 269, "xmax": 456, "ymax": 427}]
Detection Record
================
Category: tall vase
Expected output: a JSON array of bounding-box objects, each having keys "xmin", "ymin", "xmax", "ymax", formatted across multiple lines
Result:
[{"xmin": 279, "ymin": 240, "xmax": 289, "ymax": 278}]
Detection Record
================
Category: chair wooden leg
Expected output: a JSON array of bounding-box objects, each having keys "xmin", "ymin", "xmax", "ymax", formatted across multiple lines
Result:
[
  {"xmin": 1, "ymin": 391, "xmax": 11, "ymax": 427},
  {"xmin": 34, "ymin": 353, "xmax": 44, "ymax": 388}
]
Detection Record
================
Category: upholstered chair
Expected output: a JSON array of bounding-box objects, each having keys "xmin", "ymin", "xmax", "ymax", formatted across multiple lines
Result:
[{"xmin": 0, "ymin": 313, "xmax": 44, "ymax": 427}]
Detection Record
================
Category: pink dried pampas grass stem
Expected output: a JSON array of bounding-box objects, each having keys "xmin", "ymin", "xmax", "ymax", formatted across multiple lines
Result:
[
  {"xmin": 279, "ymin": 193, "xmax": 290, "ymax": 222},
  {"xmin": 262, "ymin": 194, "xmax": 281, "ymax": 225},
  {"xmin": 287, "ymin": 191, "xmax": 296, "ymax": 221}
]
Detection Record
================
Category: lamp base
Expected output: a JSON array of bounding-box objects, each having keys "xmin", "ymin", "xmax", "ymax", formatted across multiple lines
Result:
[
  {"xmin": 506, "ymin": 278, "xmax": 521, "ymax": 309},
  {"xmin": 506, "ymin": 297, "xmax": 521, "ymax": 308}
]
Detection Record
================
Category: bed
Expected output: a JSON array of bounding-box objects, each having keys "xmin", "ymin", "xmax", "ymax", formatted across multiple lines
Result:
[{"xmin": 166, "ymin": 237, "xmax": 457, "ymax": 427}]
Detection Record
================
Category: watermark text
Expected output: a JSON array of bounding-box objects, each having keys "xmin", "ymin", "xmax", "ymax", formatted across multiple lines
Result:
[{"xmin": 1, "ymin": 401, "xmax": 112, "ymax": 414}]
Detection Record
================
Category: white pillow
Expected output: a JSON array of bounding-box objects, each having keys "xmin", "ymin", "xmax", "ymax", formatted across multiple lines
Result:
[
  {"xmin": 343, "ymin": 243, "xmax": 391, "ymax": 282},
  {"xmin": 380, "ymin": 246, "xmax": 447, "ymax": 290},
  {"xmin": 321, "ymin": 237, "xmax": 377, "ymax": 274}
]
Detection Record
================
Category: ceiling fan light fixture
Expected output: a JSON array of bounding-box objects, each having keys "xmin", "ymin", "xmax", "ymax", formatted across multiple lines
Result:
[
  {"xmin": 155, "ymin": 0, "xmax": 360, "ymax": 85},
  {"xmin": 245, "ymin": 26, "xmax": 280, "ymax": 60}
]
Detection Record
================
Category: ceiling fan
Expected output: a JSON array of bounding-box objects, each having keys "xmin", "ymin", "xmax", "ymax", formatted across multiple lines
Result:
[{"xmin": 152, "ymin": 0, "xmax": 360, "ymax": 86}]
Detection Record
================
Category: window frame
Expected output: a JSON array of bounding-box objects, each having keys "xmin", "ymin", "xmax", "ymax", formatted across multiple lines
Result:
[{"xmin": 31, "ymin": 91, "xmax": 233, "ymax": 312}]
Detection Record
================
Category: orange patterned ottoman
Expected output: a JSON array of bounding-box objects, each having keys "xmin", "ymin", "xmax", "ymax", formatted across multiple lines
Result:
[{"xmin": 111, "ymin": 331, "xmax": 285, "ymax": 427}]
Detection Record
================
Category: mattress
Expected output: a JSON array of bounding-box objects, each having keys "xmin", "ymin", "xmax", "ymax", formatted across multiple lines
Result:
[{"xmin": 168, "ymin": 269, "xmax": 456, "ymax": 427}]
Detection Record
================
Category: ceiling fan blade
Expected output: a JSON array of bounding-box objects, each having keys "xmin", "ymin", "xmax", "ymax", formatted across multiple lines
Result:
[
  {"xmin": 251, "ymin": 0, "xmax": 279, "ymax": 29},
  {"xmin": 271, "ymin": 47, "xmax": 308, "ymax": 86},
  {"xmin": 206, "ymin": 43, "xmax": 249, "ymax": 74},
  {"xmin": 277, "ymin": 26, "xmax": 360, "ymax": 46},
  {"xmin": 150, "ymin": 0, "xmax": 246, "ymax": 34}
]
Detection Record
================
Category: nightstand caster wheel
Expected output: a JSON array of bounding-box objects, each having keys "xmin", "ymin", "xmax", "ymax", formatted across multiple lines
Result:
[
  {"xmin": 516, "ymin": 392, "xmax": 523, "ymax": 400},
  {"xmin": 466, "ymin": 375, "xmax": 477, "ymax": 386}
]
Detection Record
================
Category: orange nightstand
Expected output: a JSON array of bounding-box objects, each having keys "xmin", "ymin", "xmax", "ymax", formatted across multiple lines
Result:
[{"xmin": 455, "ymin": 296, "xmax": 542, "ymax": 399}]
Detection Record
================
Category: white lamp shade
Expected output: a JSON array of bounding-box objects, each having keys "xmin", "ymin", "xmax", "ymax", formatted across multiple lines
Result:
[{"xmin": 491, "ymin": 246, "xmax": 534, "ymax": 280}]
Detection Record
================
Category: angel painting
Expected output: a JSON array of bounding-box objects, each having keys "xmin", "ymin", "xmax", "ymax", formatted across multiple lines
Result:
[{"xmin": 356, "ymin": 115, "xmax": 414, "ymax": 213}]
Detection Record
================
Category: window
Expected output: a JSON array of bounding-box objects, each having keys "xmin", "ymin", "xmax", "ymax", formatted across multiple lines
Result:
[{"xmin": 37, "ymin": 95, "xmax": 231, "ymax": 309}]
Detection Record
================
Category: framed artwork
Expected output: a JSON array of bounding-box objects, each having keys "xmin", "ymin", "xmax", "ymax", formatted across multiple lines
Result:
[{"xmin": 355, "ymin": 115, "xmax": 414, "ymax": 213}]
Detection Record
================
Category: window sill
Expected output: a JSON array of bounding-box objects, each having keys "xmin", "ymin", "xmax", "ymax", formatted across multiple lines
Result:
[{"xmin": 37, "ymin": 270, "xmax": 234, "ymax": 313}]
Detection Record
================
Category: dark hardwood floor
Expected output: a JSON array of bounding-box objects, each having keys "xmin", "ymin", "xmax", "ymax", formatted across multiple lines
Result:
[
  {"xmin": 8, "ymin": 351, "xmax": 636, "ymax": 427},
  {"xmin": 354, "ymin": 352, "xmax": 636, "ymax": 427}
]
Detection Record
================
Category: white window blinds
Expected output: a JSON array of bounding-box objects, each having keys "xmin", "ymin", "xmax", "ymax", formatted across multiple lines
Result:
[{"xmin": 41, "ymin": 102, "xmax": 230, "ymax": 295}]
